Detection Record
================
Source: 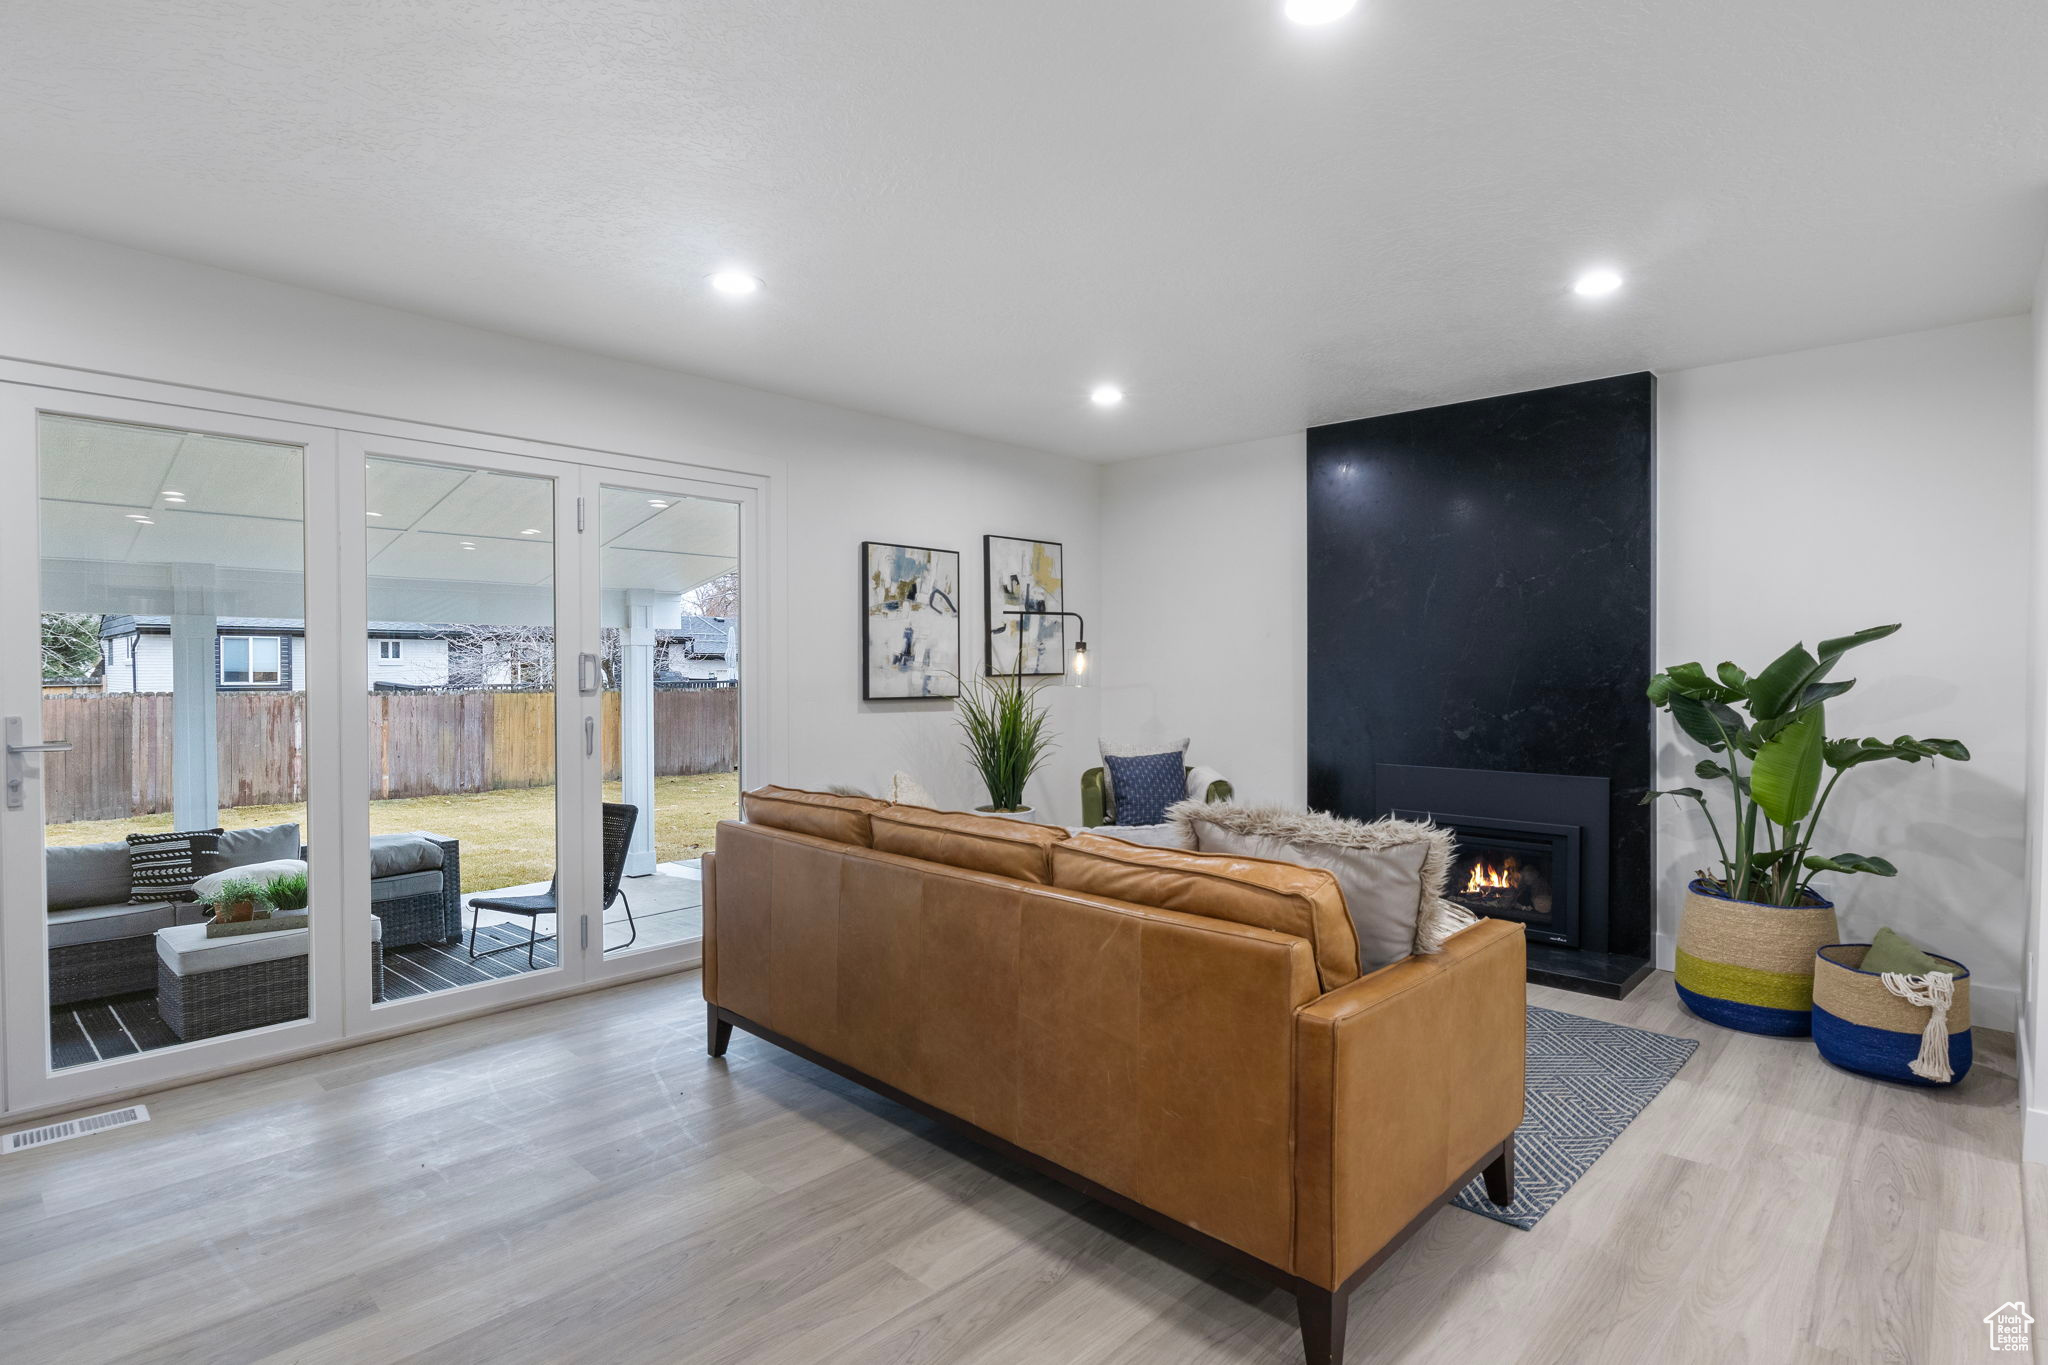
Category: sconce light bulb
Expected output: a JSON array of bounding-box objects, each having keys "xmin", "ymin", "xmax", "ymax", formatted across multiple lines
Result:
[{"xmin": 1073, "ymin": 641, "xmax": 1089, "ymax": 674}]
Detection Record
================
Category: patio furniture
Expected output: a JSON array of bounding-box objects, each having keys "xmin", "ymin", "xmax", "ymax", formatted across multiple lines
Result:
[
  {"xmin": 467, "ymin": 803, "xmax": 639, "ymax": 966},
  {"xmin": 155, "ymin": 918, "xmax": 384, "ymax": 1041},
  {"xmin": 46, "ymin": 823, "xmax": 461, "ymax": 1006},
  {"xmin": 364, "ymin": 833, "xmax": 463, "ymax": 947}
]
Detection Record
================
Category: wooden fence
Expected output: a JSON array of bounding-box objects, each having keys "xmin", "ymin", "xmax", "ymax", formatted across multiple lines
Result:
[{"xmin": 40, "ymin": 688, "xmax": 739, "ymax": 822}]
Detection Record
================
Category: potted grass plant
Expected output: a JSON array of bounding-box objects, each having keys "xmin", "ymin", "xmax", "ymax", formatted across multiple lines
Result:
[
  {"xmin": 955, "ymin": 651, "xmax": 1057, "ymax": 818},
  {"xmin": 263, "ymin": 870, "xmax": 310, "ymax": 914},
  {"xmin": 1644, "ymin": 623, "xmax": 1968, "ymax": 1036},
  {"xmin": 201, "ymin": 875, "xmax": 270, "ymax": 925}
]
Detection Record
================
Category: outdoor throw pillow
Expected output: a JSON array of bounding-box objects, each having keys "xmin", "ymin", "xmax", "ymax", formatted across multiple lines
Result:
[
  {"xmin": 1103, "ymin": 750, "xmax": 1186, "ymax": 827},
  {"xmin": 1860, "ymin": 925, "xmax": 1944, "ymax": 977},
  {"xmin": 127, "ymin": 827, "xmax": 224, "ymax": 904}
]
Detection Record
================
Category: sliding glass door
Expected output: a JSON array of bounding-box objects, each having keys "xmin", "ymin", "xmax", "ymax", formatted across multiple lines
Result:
[{"xmin": 1, "ymin": 386, "xmax": 767, "ymax": 1116}]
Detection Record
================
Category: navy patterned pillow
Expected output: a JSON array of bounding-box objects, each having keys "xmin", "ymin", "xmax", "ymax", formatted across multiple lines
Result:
[{"xmin": 1103, "ymin": 751, "xmax": 1185, "ymax": 827}]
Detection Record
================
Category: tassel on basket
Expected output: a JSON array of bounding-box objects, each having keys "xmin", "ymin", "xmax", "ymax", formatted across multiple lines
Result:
[{"xmin": 1811, "ymin": 944, "xmax": 1972, "ymax": 1087}]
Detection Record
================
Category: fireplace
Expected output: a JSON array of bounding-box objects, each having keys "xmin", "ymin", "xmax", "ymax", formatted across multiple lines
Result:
[
  {"xmin": 1376, "ymin": 763, "xmax": 1646, "ymax": 996},
  {"xmin": 1435, "ymin": 815, "xmax": 1580, "ymax": 947}
]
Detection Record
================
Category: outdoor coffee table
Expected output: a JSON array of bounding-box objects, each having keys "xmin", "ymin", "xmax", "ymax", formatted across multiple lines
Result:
[{"xmin": 155, "ymin": 919, "xmax": 385, "ymax": 1041}]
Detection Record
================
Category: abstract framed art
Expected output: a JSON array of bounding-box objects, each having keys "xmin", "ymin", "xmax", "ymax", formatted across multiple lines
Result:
[
  {"xmin": 861, "ymin": 540, "xmax": 962, "ymax": 699},
  {"xmin": 984, "ymin": 534, "xmax": 1065, "ymax": 677}
]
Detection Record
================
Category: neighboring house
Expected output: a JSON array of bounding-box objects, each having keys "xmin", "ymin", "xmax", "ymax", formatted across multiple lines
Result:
[
  {"xmin": 95, "ymin": 614, "xmax": 739, "ymax": 691},
  {"xmin": 657, "ymin": 614, "xmax": 736, "ymax": 684},
  {"xmin": 100, "ymin": 616, "xmax": 460, "ymax": 692}
]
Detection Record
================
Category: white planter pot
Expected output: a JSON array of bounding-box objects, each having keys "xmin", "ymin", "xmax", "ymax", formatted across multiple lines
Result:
[{"xmin": 975, "ymin": 804, "xmax": 1036, "ymax": 821}]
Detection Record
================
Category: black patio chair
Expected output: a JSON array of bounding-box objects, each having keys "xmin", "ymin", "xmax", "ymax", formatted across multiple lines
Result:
[{"xmin": 467, "ymin": 802, "xmax": 640, "ymax": 966}]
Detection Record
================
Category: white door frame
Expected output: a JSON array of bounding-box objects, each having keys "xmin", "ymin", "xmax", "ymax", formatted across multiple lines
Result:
[
  {"xmin": 0, "ymin": 387, "xmax": 347, "ymax": 1116},
  {"xmin": 338, "ymin": 431, "xmax": 597, "ymax": 1034},
  {"xmin": 575, "ymin": 462, "xmax": 766, "ymax": 982}
]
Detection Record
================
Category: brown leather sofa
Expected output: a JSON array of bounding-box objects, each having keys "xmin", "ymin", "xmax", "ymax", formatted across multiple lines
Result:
[{"xmin": 703, "ymin": 788, "xmax": 1526, "ymax": 1365}]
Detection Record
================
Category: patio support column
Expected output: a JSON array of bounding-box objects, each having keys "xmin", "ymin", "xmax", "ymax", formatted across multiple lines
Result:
[
  {"xmin": 169, "ymin": 564, "xmax": 219, "ymax": 831},
  {"xmin": 618, "ymin": 591, "xmax": 668, "ymax": 877}
]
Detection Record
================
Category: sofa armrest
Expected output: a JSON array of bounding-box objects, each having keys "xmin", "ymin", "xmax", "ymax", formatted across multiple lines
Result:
[
  {"xmin": 1291, "ymin": 917, "xmax": 1525, "ymax": 1288},
  {"xmin": 1081, "ymin": 766, "xmax": 1109, "ymax": 827}
]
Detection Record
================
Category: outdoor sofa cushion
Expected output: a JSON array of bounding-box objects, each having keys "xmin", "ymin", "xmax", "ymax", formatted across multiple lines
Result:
[
  {"xmin": 49, "ymin": 900, "xmax": 184, "ymax": 948},
  {"xmin": 369, "ymin": 833, "xmax": 446, "ymax": 879},
  {"xmin": 46, "ymin": 840, "xmax": 133, "ymax": 913},
  {"xmin": 214, "ymin": 823, "xmax": 302, "ymax": 869},
  {"xmin": 371, "ymin": 869, "xmax": 445, "ymax": 901},
  {"xmin": 192, "ymin": 858, "xmax": 307, "ymax": 903}
]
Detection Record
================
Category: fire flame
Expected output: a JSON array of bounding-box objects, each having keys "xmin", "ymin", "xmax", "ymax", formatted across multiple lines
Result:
[{"xmin": 1463, "ymin": 858, "xmax": 1516, "ymax": 894}]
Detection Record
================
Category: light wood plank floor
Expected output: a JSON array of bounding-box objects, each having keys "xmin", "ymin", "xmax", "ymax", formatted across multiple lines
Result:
[{"xmin": 0, "ymin": 969, "xmax": 2027, "ymax": 1364}]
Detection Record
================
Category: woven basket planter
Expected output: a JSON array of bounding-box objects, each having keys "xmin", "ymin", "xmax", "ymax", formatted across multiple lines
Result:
[
  {"xmin": 1673, "ymin": 879, "xmax": 1839, "ymax": 1036},
  {"xmin": 1812, "ymin": 944, "xmax": 1972, "ymax": 1086}
]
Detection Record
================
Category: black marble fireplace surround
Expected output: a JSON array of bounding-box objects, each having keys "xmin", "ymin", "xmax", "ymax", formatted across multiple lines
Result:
[{"xmin": 1306, "ymin": 374, "xmax": 1655, "ymax": 997}]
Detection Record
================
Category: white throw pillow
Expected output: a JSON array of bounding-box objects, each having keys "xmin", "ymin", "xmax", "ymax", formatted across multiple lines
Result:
[{"xmin": 889, "ymin": 771, "xmax": 941, "ymax": 809}]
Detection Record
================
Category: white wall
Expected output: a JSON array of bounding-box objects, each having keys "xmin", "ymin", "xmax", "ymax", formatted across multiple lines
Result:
[
  {"xmin": 0, "ymin": 220, "xmax": 1101, "ymax": 820},
  {"xmin": 1097, "ymin": 434, "xmax": 1307, "ymax": 805},
  {"xmin": 1654, "ymin": 317, "xmax": 2032, "ymax": 1028}
]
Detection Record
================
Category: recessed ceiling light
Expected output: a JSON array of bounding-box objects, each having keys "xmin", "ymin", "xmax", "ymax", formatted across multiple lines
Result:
[
  {"xmin": 460, "ymin": 542, "xmax": 477, "ymax": 550},
  {"xmin": 1089, "ymin": 384, "xmax": 1125, "ymax": 408},
  {"xmin": 1572, "ymin": 268, "xmax": 1625, "ymax": 298},
  {"xmin": 366, "ymin": 511, "xmax": 384, "ymax": 518},
  {"xmin": 709, "ymin": 270, "xmax": 763, "ymax": 297},
  {"xmin": 648, "ymin": 499, "xmax": 670, "ymax": 509},
  {"xmin": 129, "ymin": 516, "xmax": 154, "ymax": 525},
  {"xmin": 1284, "ymin": 0, "xmax": 1357, "ymax": 24},
  {"xmin": 521, "ymin": 528, "xmax": 540, "ymax": 535},
  {"xmin": 125, "ymin": 513, "xmax": 150, "ymax": 521}
]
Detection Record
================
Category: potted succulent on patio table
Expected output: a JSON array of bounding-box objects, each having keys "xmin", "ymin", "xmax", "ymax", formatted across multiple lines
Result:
[
  {"xmin": 1644, "ymin": 624, "xmax": 1968, "ymax": 1036},
  {"xmin": 201, "ymin": 875, "xmax": 271, "ymax": 925}
]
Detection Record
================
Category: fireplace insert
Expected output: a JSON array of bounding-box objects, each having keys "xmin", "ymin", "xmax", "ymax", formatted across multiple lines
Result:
[{"xmin": 1440, "ymin": 820, "xmax": 1577, "ymax": 945}]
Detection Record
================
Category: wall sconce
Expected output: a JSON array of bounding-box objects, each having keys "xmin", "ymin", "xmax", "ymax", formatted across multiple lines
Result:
[{"xmin": 1003, "ymin": 609, "xmax": 1090, "ymax": 687}]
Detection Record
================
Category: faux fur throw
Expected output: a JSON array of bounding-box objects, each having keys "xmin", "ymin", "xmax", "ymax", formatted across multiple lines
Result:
[{"xmin": 1166, "ymin": 801, "xmax": 1478, "ymax": 957}]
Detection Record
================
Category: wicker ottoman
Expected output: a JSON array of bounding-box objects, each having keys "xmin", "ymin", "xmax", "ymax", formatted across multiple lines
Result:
[{"xmin": 156, "ymin": 920, "xmax": 385, "ymax": 1041}]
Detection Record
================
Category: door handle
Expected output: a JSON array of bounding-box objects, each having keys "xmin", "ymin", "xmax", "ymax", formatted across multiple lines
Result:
[
  {"xmin": 579, "ymin": 652, "xmax": 600, "ymax": 695},
  {"xmin": 585, "ymin": 716, "xmax": 596, "ymax": 757},
  {"xmin": 5, "ymin": 716, "xmax": 72, "ymax": 811}
]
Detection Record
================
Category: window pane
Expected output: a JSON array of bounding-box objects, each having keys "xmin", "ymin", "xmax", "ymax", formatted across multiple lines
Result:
[
  {"xmin": 597, "ymin": 485, "xmax": 740, "ymax": 957},
  {"xmin": 366, "ymin": 455, "xmax": 557, "ymax": 1000},
  {"xmin": 38, "ymin": 414, "xmax": 311, "ymax": 1071}
]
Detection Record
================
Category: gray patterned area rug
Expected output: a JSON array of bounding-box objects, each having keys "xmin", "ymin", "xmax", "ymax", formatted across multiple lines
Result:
[{"xmin": 1451, "ymin": 1005, "xmax": 1699, "ymax": 1230}]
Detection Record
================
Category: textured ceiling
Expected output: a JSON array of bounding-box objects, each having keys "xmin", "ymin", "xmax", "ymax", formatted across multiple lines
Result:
[{"xmin": 2, "ymin": 1, "xmax": 2044, "ymax": 460}]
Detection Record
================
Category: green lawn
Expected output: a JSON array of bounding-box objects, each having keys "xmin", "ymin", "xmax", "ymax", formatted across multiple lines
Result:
[{"xmin": 44, "ymin": 772, "xmax": 739, "ymax": 893}]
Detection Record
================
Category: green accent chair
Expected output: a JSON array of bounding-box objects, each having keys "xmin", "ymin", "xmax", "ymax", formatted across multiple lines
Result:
[{"xmin": 1081, "ymin": 766, "xmax": 1233, "ymax": 828}]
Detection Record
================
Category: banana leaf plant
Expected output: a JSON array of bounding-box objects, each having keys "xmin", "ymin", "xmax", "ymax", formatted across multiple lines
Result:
[{"xmin": 1642, "ymin": 624, "xmax": 1968, "ymax": 908}]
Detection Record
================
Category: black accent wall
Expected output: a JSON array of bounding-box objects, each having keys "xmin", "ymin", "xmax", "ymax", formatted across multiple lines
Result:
[{"xmin": 1306, "ymin": 374, "xmax": 1655, "ymax": 958}]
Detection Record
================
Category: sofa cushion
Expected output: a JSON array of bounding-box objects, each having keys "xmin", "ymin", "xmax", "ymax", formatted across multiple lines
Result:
[
  {"xmin": 157, "ymin": 917, "xmax": 381, "ymax": 975},
  {"xmin": 193, "ymin": 858, "xmax": 308, "ymax": 904},
  {"xmin": 871, "ymin": 805, "xmax": 1068, "ymax": 884},
  {"xmin": 1098, "ymin": 736, "xmax": 1188, "ymax": 808},
  {"xmin": 370, "ymin": 869, "xmax": 444, "ymax": 901},
  {"xmin": 214, "ymin": 823, "xmax": 303, "ymax": 870},
  {"xmin": 743, "ymin": 785, "xmax": 888, "ymax": 846},
  {"xmin": 1169, "ymin": 803, "xmax": 1475, "ymax": 970},
  {"xmin": 46, "ymin": 840, "xmax": 134, "ymax": 913},
  {"xmin": 49, "ymin": 900, "xmax": 179, "ymax": 948},
  {"xmin": 127, "ymin": 828, "xmax": 223, "ymax": 904},
  {"xmin": 369, "ymin": 833, "xmax": 445, "ymax": 879},
  {"xmin": 1051, "ymin": 832, "xmax": 1360, "ymax": 991}
]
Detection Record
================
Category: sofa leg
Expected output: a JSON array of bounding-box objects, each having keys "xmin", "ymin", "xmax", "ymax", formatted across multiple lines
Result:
[
  {"xmin": 707, "ymin": 1005, "xmax": 733, "ymax": 1058},
  {"xmin": 1483, "ymin": 1136, "xmax": 1515, "ymax": 1207},
  {"xmin": 1296, "ymin": 1284, "xmax": 1348, "ymax": 1365}
]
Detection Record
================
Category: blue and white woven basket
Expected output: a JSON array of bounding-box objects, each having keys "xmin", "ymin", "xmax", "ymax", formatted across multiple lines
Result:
[{"xmin": 1811, "ymin": 943, "xmax": 1971, "ymax": 1087}]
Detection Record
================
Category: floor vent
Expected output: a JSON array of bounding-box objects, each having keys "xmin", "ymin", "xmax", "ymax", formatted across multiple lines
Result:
[{"xmin": 3, "ymin": 1104, "xmax": 150, "ymax": 1154}]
